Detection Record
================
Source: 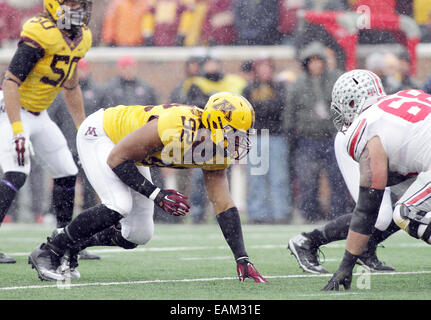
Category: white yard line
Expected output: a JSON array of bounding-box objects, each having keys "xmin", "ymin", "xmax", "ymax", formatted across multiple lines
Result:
[
  {"xmin": 7, "ymin": 242, "xmax": 428, "ymax": 257},
  {"xmin": 0, "ymin": 270, "xmax": 430, "ymax": 291},
  {"xmin": 7, "ymin": 245, "xmax": 287, "ymax": 256}
]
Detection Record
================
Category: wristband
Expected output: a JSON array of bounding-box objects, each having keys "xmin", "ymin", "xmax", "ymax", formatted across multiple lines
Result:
[
  {"xmin": 149, "ymin": 187, "xmax": 161, "ymax": 201},
  {"xmin": 11, "ymin": 121, "xmax": 24, "ymax": 135}
]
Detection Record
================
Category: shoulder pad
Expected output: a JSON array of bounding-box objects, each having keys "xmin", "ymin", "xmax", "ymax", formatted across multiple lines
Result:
[
  {"xmin": 346, "ymin": 118, "xmax": 368, "ymax": 161},
  {"xmin": 20, "ymin": 16, "xmax": 57, "ymax": 50}
]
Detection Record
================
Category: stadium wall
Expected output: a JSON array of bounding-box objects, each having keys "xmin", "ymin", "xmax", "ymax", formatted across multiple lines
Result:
[{"xmin": 1, "ymin": 44, "xmax": 431, "ymax": 104}]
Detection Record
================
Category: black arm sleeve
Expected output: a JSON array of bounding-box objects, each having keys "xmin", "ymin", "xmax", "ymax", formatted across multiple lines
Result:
[
  {"xmin": 111, "ymin": 161, "xmax": 158, "ymax": 198},
  {"xmin": 350, "ymin": 186, "xmax": 385, "ymax": 235},
  {"xmin": 8, "ymin": 41, "xmax": 45, "ymax": 82}
]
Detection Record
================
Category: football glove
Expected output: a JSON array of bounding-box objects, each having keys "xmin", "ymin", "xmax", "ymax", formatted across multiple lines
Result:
[
  {"xmin": 236, "ymin": 258, "xmax": 269, "ymax": 283},
  {"xmin": 322, "ymin": 268, "xmax": 353, "ymax": 291},
  {"xmin": 154, "ymin": 189, "xmax": 190, "ymax": 216},
  {"xmin": 323, "ymin": 249, "xmax": 358, "ymax": 291},
  {"xmin": 12, "ymin": 133, "xmax": 34, "ymax": 167}
]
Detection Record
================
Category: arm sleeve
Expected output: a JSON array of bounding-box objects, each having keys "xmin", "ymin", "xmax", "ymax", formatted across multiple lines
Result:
[{"xmin": 8, "ymin": 41, "xmax": 44, "ymax": 82}]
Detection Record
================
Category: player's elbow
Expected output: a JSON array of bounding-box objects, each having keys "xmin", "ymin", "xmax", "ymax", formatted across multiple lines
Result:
[
  {"xmin": 2, "ymin": 71, "xmax": 21, "ymax": 89},
  {"xmin": 107, "ymin": 149, "xmax": 127, "ymax": 169}
]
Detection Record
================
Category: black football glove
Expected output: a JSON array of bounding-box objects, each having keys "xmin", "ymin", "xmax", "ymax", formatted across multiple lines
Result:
[
  {"xmin": 322, "ymin": 268, "xmax": 353, "ymax": 291},
  {"xmin": 154, "ymin": 189, "xmax": 190, "ymax": 216},
  {"xmin": 322, "ymin": 250, "xmax": 357, "ymax": 291},
  {"xmin": 236, "ymin": 257, "xmax": 269, "ymax": 283}
]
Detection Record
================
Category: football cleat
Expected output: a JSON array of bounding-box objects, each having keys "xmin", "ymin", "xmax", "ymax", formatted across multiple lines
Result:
[
  {"xmin": 356, "ymin": 251, "xmax": 395, "ymax": 272},
  {"xmin": 59, "ymin": 250, "xmax": 80, "ymax": 279},
  {"xmin": 287, "ymin": 234, "xmax": 329, "ymax": 274},
  {"xmin": 0, "ymin": 252, "xmax": 16, "ymax": 264},
  {"xmin": 28, "ymin": 243, "xmax": 65, "ymax": 281}
]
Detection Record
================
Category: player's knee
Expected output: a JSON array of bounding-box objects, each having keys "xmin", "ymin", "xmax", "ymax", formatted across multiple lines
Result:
[
  {"xmin": 2, "ymin": 171, "xmax": 27, "ymax": 190},
  {"xmin": 122, "ymin": 226, "xmax": 154, "ymax": 245}
]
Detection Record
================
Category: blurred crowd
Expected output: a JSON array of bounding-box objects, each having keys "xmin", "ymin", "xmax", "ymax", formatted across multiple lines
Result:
[
  {"xmin": 2, "ymin": 0, "xmax": 431, "ymax": 225},
  {"xmin": 1, "ymin": 0, "xmax": 431, "ymax": 48}
]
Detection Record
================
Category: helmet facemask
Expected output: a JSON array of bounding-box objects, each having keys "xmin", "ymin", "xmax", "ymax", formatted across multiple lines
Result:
[
  {"xmin": 330, "ymin": 97, "xmax": 366, "ymax": 133},
  {"xmin": 202, "ymin": 92, "xmax": 255, "ymax": 161},
  {"xmin": 330, "ymin": 102, "xmax": 345, "ymax": 132},
  {"xmin": 223, "ymin": 125, "xmax": 255, "ymax": 160},
  {"xmin": 54, "ymin": 0, "xmax": 92, "ymax": 30}
]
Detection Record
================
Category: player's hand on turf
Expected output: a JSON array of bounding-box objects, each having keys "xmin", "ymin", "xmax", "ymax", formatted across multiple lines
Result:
[
  {"xmin": 322, "ymin": 268, "xmax": 353, "ymax": 291},
  {"xmin": 236, "ymin": 258, "xmax": 269, "ymax": 283},
  {"xmin": 155, "ymin": 189, "xmax": 190, "ymax": 216},
  {"xmin": 12, "ymin": 133, "xmax": 34, "ymax": 167}
]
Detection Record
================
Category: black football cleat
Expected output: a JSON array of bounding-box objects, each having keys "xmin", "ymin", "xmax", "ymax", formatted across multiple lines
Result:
[
  {"xmin": 78, "ymin": 249, "xmax": 100, "ymax": 260},
  {"xmin": 28, "ymin": 243, "xmax": 65, "ymax": 281},
  {"xmin": 0, "ymin": 252, "xmax": 16, "ymax": 264},
  {"xmin": 288, "ymin": 233, "xmax": 329, "ymax": 274},
  {"xmin": 356, "ymin": 251, "xmax": 395, "ymax": 272}
]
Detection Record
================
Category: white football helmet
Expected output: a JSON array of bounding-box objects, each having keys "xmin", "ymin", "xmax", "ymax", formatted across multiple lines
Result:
[{"xmin": 331, "ymin": 69, "xmax": 386, "ymax": 132}]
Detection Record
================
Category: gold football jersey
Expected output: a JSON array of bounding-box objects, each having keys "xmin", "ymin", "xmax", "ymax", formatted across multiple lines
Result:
[
  {"xmin": 102, "ymin": 104, "xmax": 231, "ymax": 170},
  {"xmin": 18, "ymin": 15, "xmax": 92, "ymax": 112}
]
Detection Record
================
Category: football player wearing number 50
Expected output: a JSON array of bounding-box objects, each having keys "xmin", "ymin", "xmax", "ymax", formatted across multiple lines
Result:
[
  {"xmin": 29, "ymin": 92, "xmax": 268, "ymax": 283},
  {"xmin": 0, "ymin": 0, "xmax": 92, "ymax": 263}
]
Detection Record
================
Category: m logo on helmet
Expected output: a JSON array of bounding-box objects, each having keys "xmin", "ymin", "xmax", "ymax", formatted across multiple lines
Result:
[{"xmin": 213, "ymin": 99, "xmax": 236, "ymax": 122}]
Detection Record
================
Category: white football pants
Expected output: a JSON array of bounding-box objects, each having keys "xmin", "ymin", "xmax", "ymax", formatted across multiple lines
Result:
[
  {"xmin": 76, "ymin": 109, "xmax": 154, "ymax": 245},
  {"xmin": 0, "ymin": 107, "xmax": 77, "ymax": 178}
]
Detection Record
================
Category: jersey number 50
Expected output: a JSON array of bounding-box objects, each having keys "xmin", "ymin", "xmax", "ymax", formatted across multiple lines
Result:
[{"xmin": 41, "ymin": 55, "xmax": 80, "ymax": 87}]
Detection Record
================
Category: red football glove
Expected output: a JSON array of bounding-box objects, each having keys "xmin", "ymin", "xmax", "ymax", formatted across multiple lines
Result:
[
  {"xmin": 154, "ymin": 189, "xmax": 190, "ymax": 216},
  {"xmin": 236, "ymin": 258, "xmax": 269, "ymax": 283},
  {"xmin": 12, "ymin": 133, "xmax": 33, "ymax": 167}
]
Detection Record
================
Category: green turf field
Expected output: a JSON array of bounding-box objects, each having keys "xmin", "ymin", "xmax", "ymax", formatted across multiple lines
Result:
[{"xmin": 0, "ymin": 222, "xmax": 430, "ymax": 300}]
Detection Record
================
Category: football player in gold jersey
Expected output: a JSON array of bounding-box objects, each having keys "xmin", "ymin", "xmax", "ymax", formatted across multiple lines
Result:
[
  {"xmin": 0, "ymin": 0, "xmax": 92, "ymax": 263},
  {"xmin": 29, "ymin": 92, "xmax": 268, "ymax": 283}
]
